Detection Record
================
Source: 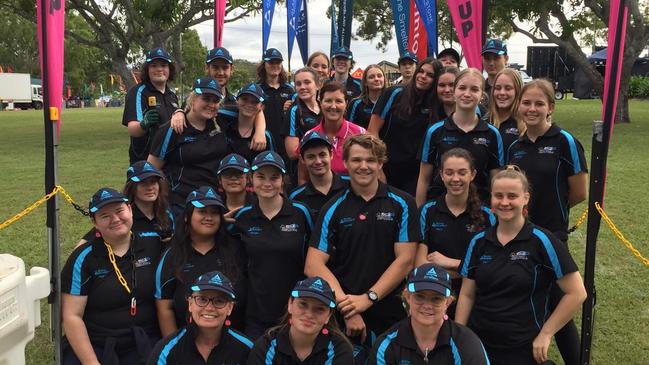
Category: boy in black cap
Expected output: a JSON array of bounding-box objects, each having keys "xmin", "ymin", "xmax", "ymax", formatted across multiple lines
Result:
[
  {"xmin": 481, "ymin": 39, "xmax": 509, "ymax": 105},
  {"xmin": 148, "ymin": 271, "xmax": 252, "ymax": 364},
  {"xmin": 438, "ymin": 48, "xmax": 461, "ymax": 68},
  {"xmin": 289, "ymin": 131, "xmax": 349, "ymax": 218},
  {"xmin": 398, "ymin": 51, "xmax": 418, "ymax": 84},
  {"xmin": 123, "ymin": 47, "xmax": 180, "ymax": 164},
  {"xmin": 331, "ymin": 46, "xmax": 362, "ymax": 99},
  {"xmin": 368, "ymin": 264, "xmax": 490, "ymax": 364}
]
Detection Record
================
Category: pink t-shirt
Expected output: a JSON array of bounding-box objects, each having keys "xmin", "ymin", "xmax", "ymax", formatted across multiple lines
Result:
[{"xmin": 307, "ymin": 119, "xmax": 366, "ymax": 175}]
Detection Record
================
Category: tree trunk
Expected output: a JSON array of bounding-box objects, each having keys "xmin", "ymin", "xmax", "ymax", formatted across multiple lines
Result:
[{"xmin": 114, "ymin": 60, "xmax": 136, "ymax": 90}]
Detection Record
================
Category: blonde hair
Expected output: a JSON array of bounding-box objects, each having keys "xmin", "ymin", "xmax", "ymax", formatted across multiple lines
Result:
[
  {"xmin": 454, "ymin": 68, "xmax": 485, "ymax": 92},
  {"xmin": 184, "ymin": 91, "xmax": 221, "ymax": 133},
  {"xmin": 489, "ymin": 69, "xmax": 525, "ymax": 137},
  {"xmin": 491, "ymin": 165, "xmax": 530, "ymax": 192}
]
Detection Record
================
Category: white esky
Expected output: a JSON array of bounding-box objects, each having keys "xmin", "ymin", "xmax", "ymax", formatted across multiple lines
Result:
[{"xmin": 192, "ymin": 2, "xmax": 590, "ymax": 70}]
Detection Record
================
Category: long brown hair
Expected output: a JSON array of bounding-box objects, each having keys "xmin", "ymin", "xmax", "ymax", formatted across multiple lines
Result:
[
  {"xmin": 489, "ymin": 69, "xmax": 526, "ymax": 136},
  {"xmin": 256, "ymin": 60, "xmax": 289, "ymax": 85},
  {"xmin": 396, "ymin": 57, "xmax": 442, "ymax": 121},
  {"xmin": 122, "ymin": 177, "xmax": 171, "ymax": 231},
  {"xmin": 357, "ymin": 64, "xmax": 386, "ymax": 105},
  {"xmin": 440, "ymin": 148, "xmax": 485, "ymax": 227}
]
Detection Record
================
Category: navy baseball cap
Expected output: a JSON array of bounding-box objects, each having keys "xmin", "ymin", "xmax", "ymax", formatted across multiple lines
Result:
[
  {"xmin": 218, "ymin": 153, "xmax": 251, "ymax": 175},
  {"xmin": 236, "ymin": 83, "xmax": 265, "ymax": 103},
  {"xmin": 438, "ymin": 48, "xmax": 461, "ymax": 64},
  {"xmin": 186, "ymin": 186, "xmax": 226, "ymax": 210},
  {"xmin": 299, "ymin": 130, "xmax": 332, "ymax": 153},
  {"xmin": 332, "ymin": 46, "xmax": 353, "ymax": 60},
  {"xmin": 190, "ymin": 271, "xmax": 236, "ymax": 300},
  {"xmin": 126, "ymin": 161, "xmax": 163, "ymax": 182},
  {"xmin": 263, "ymin": 48, "xmax": 283, "ymax": 62},
  {"xmin": 398, "ymin": 51, "xmax": 418, "ymax": 64},
  {"xmin": 193, "ymin": 77, "xmax": 224, "ymax": 100},
  {"xmin": 291, "ymin": 277, "xmax": 336, "ymax": 308},
  {"xmin": 145, "ymin": 47, "xmax": 172, "ymax": 63},
  {"xmin": 206, "ymin": 47, "xmax": 233, "ymax": 64},
  {"xmin": 251, "ymin": 151, "xmax": 286, "ymax": 174},
  {"xmin": 407, "ymin": 263, "xmax": 452, "ymax": 297},
  {"xmin": 89, "ymin": 187, "xmax": 129, "ymax": 214},
  {"xmin": 481, "ymin": 39, "xmax": 508, "ymax": 56}
]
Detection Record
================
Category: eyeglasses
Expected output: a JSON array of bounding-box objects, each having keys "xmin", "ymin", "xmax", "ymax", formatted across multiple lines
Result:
[
  {"xmin": 411, "ymin": 293, "xmax": 447, "ymax": 306},
  {"xmin": 191, "ymin": 295, "xmax": 230, "ymax": 309}
]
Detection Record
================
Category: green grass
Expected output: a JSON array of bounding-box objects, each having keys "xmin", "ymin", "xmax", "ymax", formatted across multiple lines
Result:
[{"xmin": 0, "ymin": 102, "xmax": 648, "ymax": 364}]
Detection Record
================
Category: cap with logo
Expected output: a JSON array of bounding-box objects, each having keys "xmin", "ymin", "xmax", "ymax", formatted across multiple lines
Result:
[
  {"xmin": 398, "ymin": 51, "xmax": 419, "ymax": 65},
  {"xmin": 236, "ymin": 83, "xmax": 266, "ymax": 103},
  {"xmin": 332, "ymin": 46, "xmax": 353, "ymax": 60},
  {"xmin": 407, "ymin": 263, "xmax": 452, "ymax": 297},
  {"xmin": 438, "ymin": 48, "xmax": 461, "ymax": 64},
  {"xmin": 145, "ymin": 47, "xmax": 172, "ymax": 63},
  {"xmin": 89, "ymin": 187, "xmax": 129, "ymax": 214},
  {"xmin": 217, "ymin": 153, "xmax": 251, "ymax": 175},
  {"xmin": 291, "ymin": 277, "xmax": 336, "ymax": 308},
  {"xmin": 193, "ymin": 77, "xmax": 224, "ymax": 100},
  {"xmin": 126, "ymin": 161, "xmax": 163, "ymax": 182},
  {"xmin": 299, "ymin": 130, "xmax": 333, "ymax": 153},
  {"xmin": 206, "ymin": 47, "xmax": 233, "ymax": 64},
  {"xmin": 186, "ymin": 186, "xmax": 226, "ymax": 210},
  {"xmin": 251, "ymin": 151, "xmax": 286, "ymax": 174},
  {"xmin": 263, "ymin": 48, "xmax": 284, "ymax": 62},
  {"xmin": 190, "ymin": 270, "xmax": 236, "ymax": 300},
  {"xmin": 481, "ymin": 39, "xmax": 508, "ymax": 56}
]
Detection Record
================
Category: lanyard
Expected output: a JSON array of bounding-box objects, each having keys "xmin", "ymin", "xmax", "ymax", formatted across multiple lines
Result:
[{"xmin": 104, "ymin": 233, "xmax": 138, "ymax": 316}]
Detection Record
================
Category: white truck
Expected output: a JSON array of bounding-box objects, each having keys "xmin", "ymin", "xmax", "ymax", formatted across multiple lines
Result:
[{"xmin": 0, "ymin": 73, "xmax": 43, "ymax": 110}]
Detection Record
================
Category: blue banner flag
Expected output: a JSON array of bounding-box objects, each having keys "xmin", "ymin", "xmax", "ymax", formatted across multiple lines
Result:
[
  {"xmin": 337, "ymin": 0, "xmax": 353, "ymax": 48},
  {"xmin": 413, "ymin": 0, "xmax": 437, "ymax": 55},
  {"xmin": 330, "ymin": 1, "xmax": 340, "ymax": 57},
  {"xmin": 287, "ymin": 0, "xmax": 300, "ymax": 59},
  {"xmin": 262, "ymin": 0, "xmax": 276, "ymax": 52},
  {"xmin": 390, "ymin": 0, "xmax": 410, "ymax": 56},
  {"xmin": 296, "ymin": 0, "xmax": 309, "ymax": 65}
]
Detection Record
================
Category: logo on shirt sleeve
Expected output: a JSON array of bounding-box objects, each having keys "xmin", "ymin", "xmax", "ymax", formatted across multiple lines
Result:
[
  {"xmin": 280, "ymin": 223, "xmax": 300, "ymax": 232},
  {"xmin": 510, "ymin": 251, "xmax": 530, "ymax": 261}
]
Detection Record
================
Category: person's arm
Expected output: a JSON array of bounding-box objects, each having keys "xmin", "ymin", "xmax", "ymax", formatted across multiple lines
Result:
[
  {"xmin": 414, "ymin": 243, "xmax": 431, "ymax": 267},
  {"xmin": 455, "ymin": 278, "xmax": 477, "ymax": 325},
  {"xmin": 568, "ymin": 172, "xmax": 588, "ymax": 207},
  {"xmin": 285, "ymin": 136, "xmax": 300, "ymax": 160},
  {"xmin": 147, "ymin": 154, "xmax": 166, "ymax": 171},
  {"xmin": 169, "ymin": 109, "xmax": 187, "ymax": 134},
  {"xmin": 415, "ymin": 163, "xmax": 434, "ymax": 207},
  {"xmin": 156, "ymin": 299, "xmax": 178, "ymax": 337},
  {"xmin": 425, "ymin": 251, "xmax": 461, "ymax": 273},
  {"xmin": 532, "ymin": 272, "xmax": 587, "ymax": 363},
  {"xmin": 62, "ymin": 294, "xmax": 100, "ymax": 365},
  {"xmin": 305, "ymin": 248, "xmax": 346, "ymax": 303},
  {"xmin": 250, "ymin": 110, "xmax": 267, "ymax": 151},
  {"xmin": 367, "ymin": 114, "xmax": 384, "ymax": 137},
  {"xmin": 297, "ymin": 159, "xmax": 308, "ymax": 185}
]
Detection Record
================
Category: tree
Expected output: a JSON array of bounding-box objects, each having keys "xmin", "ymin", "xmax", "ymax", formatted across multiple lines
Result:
[
  {"xmin": 0, "ymin": 10, "xmax": 40, "ymax": 74},
  {"xmin": 350, "ymin": 0, "xmax": 648, "ymax": 123}
]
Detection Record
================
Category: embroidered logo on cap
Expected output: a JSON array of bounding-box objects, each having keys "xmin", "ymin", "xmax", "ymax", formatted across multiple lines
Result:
[
  {"xmin": 209, "ymin": 80, "xmax": 217, "ymax": 89},
  {"xmin": 143, "ymin": 162, "xmax": 155, "ymax": 172},
  {"xmin": 228, "ymin": 156, "xmax": 238, "ymax": 164},
  {"xmin": 100, "ymin": 190, "xmax": 112, "ymax": 200},
  {"xmin": 205, "ymin": 188, "xmax": 217, "ymax": 199},
  {"xmin": 209, "ymin": 274, "xmax": 223, "ymax": 285},
  {"xmin": 263, "ymin": 153, "xmax": 275, "ymax": 162},
  {"xmin": 424, "ymin": 267, "xmax": 439, "ymax": 280},
  {"xmin": 309, "ymin": 279, "xmax": 324, "ymax": 292}
]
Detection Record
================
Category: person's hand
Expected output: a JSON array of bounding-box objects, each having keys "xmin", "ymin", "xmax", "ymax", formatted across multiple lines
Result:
[
  {"xmin": 338, "ymin": 294, "xmax": 373, "ymax": 318},
  {"xmin": 343, "ymin": 314, "xmax": 367, "ymax": 343},
  {"xmin": 282, "ymin": 99, "xmax": 293, "ymax": 111},
  {"xmin": 140, "ymin": 109, "xmax": 159, "ymax": 130},
  {"xmin": 223, "ymin": 206, "xmax": 242, "ymax": 224},
  {"xmin": 250, "ymin": 129, "xmax": 267, "ymax": 151},
  {"xmin": 427, "ymin": 251, "xmax": 453, "ymax": 269},
  {"xmin": 532, "ymin": 331, "xmax": 552, "ymax": 364},
  {"xmin": 170, "ymin": 109, "xmax": 186, "ymax": 134}
]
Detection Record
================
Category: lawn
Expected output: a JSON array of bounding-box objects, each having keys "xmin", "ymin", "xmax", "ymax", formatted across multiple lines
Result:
[{"xmin": 0, "ymin": 101, "xmax": 648, "ymax": 364}]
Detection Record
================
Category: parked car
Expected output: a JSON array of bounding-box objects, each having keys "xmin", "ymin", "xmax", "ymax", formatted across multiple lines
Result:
[{"xmin": 519, "ymin": 70, "xmax": 533, "ymax": 84}]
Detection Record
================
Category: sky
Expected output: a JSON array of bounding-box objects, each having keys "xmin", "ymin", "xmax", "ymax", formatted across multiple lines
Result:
[{"xmin": 191, "ymin": 2, "xmax": 591, "ymax": 71}]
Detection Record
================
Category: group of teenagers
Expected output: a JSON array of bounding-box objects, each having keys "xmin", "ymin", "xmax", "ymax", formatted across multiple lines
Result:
[{"xmin": 60, "ymin": 38, "xmax": 590, "ymax": 365}]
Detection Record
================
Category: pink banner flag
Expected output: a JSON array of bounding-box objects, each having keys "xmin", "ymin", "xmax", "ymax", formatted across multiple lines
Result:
[
  {"xmin": 408, "ymin": 0, "xmax": 428, "ymax": 61},
  {"xmin": 602, "ymin": 0, "xmax": 628, "ymax": 129},
  {"xmin": 446, "ymin": 0, "xmax": 483, "ymax": 69},
  {"xmin": 214, "ymin": 0, "xmax": 226, "ymax": 47},
  {"xmin": 37, "ymin": 0, "xmax": 65, "ymax": 136}
]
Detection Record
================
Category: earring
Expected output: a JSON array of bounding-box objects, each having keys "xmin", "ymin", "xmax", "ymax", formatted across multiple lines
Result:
[
  {"xmin": 321, "ymin": 328, "xmax": 329, "ymax": 335},
  {"xmin": 225, "ymin": 319, "xmax": 231, "ymax": 327},
  {"xmin": 95, "ymin": 230, "xmax": 102, "ymax": 238},
  {"xmin": 443, "ymin": 314, "xmax": 449, "ymax": 321}
]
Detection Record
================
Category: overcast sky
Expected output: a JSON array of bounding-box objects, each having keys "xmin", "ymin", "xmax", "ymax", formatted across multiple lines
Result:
[{"xmin": 192, "ymin": 2, "xmax": 589, "ymax": 70}]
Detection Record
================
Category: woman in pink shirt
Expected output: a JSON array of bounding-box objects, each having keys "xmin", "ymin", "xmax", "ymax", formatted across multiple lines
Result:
[{"xmin": 298, "ymin": 81, "xmax": 365, "ymax": 182}]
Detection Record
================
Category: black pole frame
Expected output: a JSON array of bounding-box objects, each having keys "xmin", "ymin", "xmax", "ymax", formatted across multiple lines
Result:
[{"xmin": 579, "ymin": 1, "xmax": 626, "ymax": 364}]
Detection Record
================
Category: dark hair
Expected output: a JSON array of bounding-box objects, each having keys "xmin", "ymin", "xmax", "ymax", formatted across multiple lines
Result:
[
  {"xmin": 318, "ymin": 80, "xmax": 347, "ymax": 103},
  {"xmin": 170, "ymin": 204, "xmax": 239, "ymax": 283},
  {"xmin": 396, "ymin": 57, "xmax": 442, "ymax": 121},
  {"xmin": 140, "ymin": 60, "xmax": 176, "ymax": 84},
  {"xmin": 440, "ymin": 148, "xmax": 485, "ymax": 228},
  {"xmin": 256, "ymin": 60, "xmax": 288, "ymax": 85},
  {"xmin": 122, "ymin": 177, "xmax": 171, "ymax": 233},
  {"xmin": 307, "ymin": 51, "xmax": 330, "ymax": 70},
  {"xmin": 358, "ymin": 64, "xmax": 386, "ymax": 105}
]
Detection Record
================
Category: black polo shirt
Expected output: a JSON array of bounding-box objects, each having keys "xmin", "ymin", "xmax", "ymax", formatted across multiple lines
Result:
[
  {"xmin": 336, "ymin": 75, "xmax": 362, "ymax": 100},
  {"xmin": 260, "ymin": 81, "xmax": 295, "ymax": 154},
  {"xmin": 490, "ymin": 115, "xmax": 521, "ymax": 153},
  {"xmin": 230, "ymin": 199, "xmax": 313, "ymax": 326},
  {"xmin": 247, "ymin": 326, "xmax": 353, "ymax": 365},
  {"xmin": 345, "ymin": 98, "xmax": 374, "ymax": 129},
  {"xmin": 147, "ymin": 323, "xmax": 252, "ymax": 365},
  {"xmin": 82, "ymin": 204, "xmax": 175, "ymax": 242},
  {"xmin": 506, "ymin": 124, "xmax": 588, "ymax": 241},
  {"xmin": 459, "ymin": 222, "xmax": 579, "ymax": 349},
  {"xmin": 61, "ymin": 233, "xmax": 162, "ymax": 336},
  {"xmin": 217, "ymin": 111, "xmax": 275, "ymax": 163},
  {"xmin": 222, "ymin": 88, "xmax": 237, "ymax": 110},
  {"xmin": 123, "ymin": 81, "xmax": 180, "ymax": 163},
  {"xmin": 369, "ymin": 318, "xmax": 490, "ymax": 365},
  {"xmin": 289, "ymin": 173, "xmax": 349, "ymax": 219},
  {"xmin": 419, "ymin": 116, "xmax": 504, "ymax": 201},
  {"xmin": 154, "ymin": 237, "xmax": 247, "ymax": 330},
  {"xmin": 149, "ymin": 120, "xmax": 228, "ymax": 207},
  {"xmin": 281, "ymin": 100, "xmax": 322, "ymax": 140},
  {"xmin": 372, "ymin": 85, "xmax": 436, "ymax": 195}
]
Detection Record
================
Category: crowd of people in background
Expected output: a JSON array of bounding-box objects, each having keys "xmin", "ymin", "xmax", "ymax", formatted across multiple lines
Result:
[{"xmin": 60, "ymin": 39, "xmax": 589, "ymax": 365}]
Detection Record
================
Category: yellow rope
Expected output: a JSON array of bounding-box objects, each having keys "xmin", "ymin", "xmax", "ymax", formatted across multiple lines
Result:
[{"xmin": 594, "ymin": 202, "xmax": 649, "ymax": 267}]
